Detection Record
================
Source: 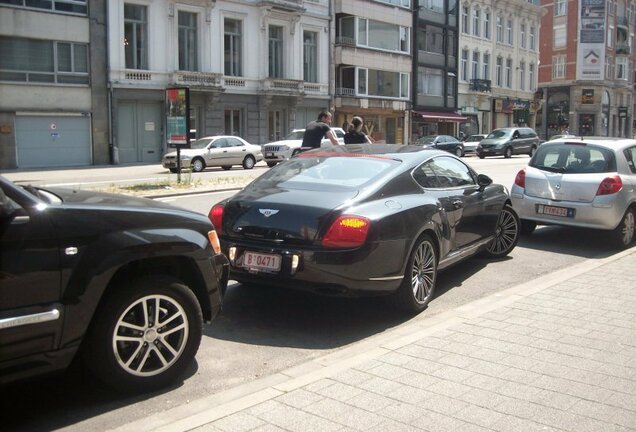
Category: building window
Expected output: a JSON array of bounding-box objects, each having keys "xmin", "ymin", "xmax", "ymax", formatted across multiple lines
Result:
[
  {"xmin": 124, "ymin": 3, "xmax": 148, "ymax": 70},
  {"xmin": 0, "ymin": 36, "xmax": 89, "ymax": 84},
  {"xmin": 224, "ymin": 109, "xmax": 243, "ymax": 136},
  {"xmin": 483, "ymin": 10, "xmax": 491, "ymax": 40},
  {"xmin": 461, "ymin": 49, "xmax": 468, "ymax": 81},
  {"xmin": 0, "ymin": 0, "xmax": 87, "ymax": 15},
  {"xmin": 506, "ymin": 18, "xmax": 513, "ymax": 45},
  {"xmin": 418, "ymin": 24, "xmax": 444, "ymax": 55},
  {"xmin": 496, "ymin": 56, "xmax": 503, "ymax": 86},
  {"xmin": 462, "ymin": 5, "xmax": 469, "ymax": 34},
  {"xmin": 529, "ymin": 25, "xmax": 536, "ymax": 50},
  {"xmin": 608, "ymin": 25, "xmax": 614, "ymax": 48},
  {"xmin": 482, "ymin": 53, "xmax": 490, "ymax": 80},
  {"xmin": 520, "ymin": 23, "xmax": 526, "ymax": 49},
  {"xmin": 268, "ymin": 111, "xmax": 283, "ymax": 141},
  {"xmin": 519, "ymin": 61, "xmax": 525, "ymax": 90},
  {"xmin": 358, "ymin": 68, "xmax": 367, "ymax": 95},
  {"xmin": 418, "ymin": 67, "xmax": 443, "ymax": 96},
  {"xmin": 496, "ymin": 16, "xmax": 503, "ymax": 42},
  {"xmin": 342, "ymin": 17, "xmax": 410, "ymax": 53},
  {"xmin": 447, "ymin": 72, "xmax": 456, "ymax": 97},
  {"xmin": 471, "ymin": 51, "xmax": 479, "ymax": 79},
  {"xmin": 178, "ymin": 11, "xmax": 198, "ymax": 71},
  {"xmin": 400, "ymin": 73, "xmax": 409, "ymax": 98},
  {"xmin": 224, "ymin": 19, "xmax": 242, "ymax": 76},
  {"xmin": 303, "ymin": 31, "xmax": 317, "ymax": 83},
  {"xmin": 418, "ymin": 0, "xmax": 440, "ymax": 12},
  {"xmin": 529, "ymin": 63, "xmax": 535, "ymax": 90},
  {"xmin": 605, "ymin": 56, "xmax": 612, "ymax": 79},
  {"xmin": 505, "ymin": 58, "xmax": 512, "ymax": 87},
  {"xmin": 269, "ymin": 25, "xmax": 284, "ymax": 78},
  {"xmin": 616, "ymin": 56, "xmax": 628, "ymax": 79},
  {"xmin": 555, "ymin": 0, "xmax": 567, "ymax": 16},
  {"xmin": 553, "ymin": 55, "xmax": 565, "ymax": 79},
  {"xmin": 472, "ymin": 7, "xmax": 480, "ymax": 37},
  {"xmin": 554, "ymin": 24, "xmax": 566, "ymax": 48}
]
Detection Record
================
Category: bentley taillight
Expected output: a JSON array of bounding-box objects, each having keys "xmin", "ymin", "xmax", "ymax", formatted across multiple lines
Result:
[
  {"xmin": 322, "ymin": 215, "xmax": 370, "ymax": 248},
  {"xmin": 596, "ymin": 176, "xmax": 622, "ymax": 196},
  {"xmin": 514, "ymin": 169, "xmax": 526, "ymax": 188},
  {"xmin": 208, "ymin": 204, "xmax": 225, "ymax": 234}
]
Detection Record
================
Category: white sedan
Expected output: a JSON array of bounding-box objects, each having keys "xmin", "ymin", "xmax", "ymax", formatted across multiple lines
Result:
[{"xmin": 162, "ymin": 136, "xmax": 263, "ymax": 172}]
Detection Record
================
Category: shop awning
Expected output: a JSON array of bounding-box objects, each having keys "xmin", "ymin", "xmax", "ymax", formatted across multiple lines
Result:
[{"xmin": 414, "ymin": 110, "xmax": 468, "ymax": 122}]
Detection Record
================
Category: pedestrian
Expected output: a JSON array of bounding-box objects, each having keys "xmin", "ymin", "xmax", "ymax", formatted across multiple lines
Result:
[
  {"xmin": 344, "ymin": 116, "xmax": 372, "ymax": 144},
  {"xmin": 300, "ymin": 110, "xmax": 340, "ymax": 150}
]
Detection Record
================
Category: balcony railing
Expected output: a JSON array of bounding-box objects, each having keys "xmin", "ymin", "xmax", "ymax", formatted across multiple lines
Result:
[
  {"xmin": 335, "ymin": 36, "xmax": 356, "ymax": 46},
  {"xmin": 616, "ymin": 44, "xmax": 631, "ymax": 55},
  {"xmin": 469, "ymin": 79, "xmax": 491, "ymax": 92},
  {"xmin": 617, "ymin": 16, "xmax": 629, "ymax": 28},
  {"xmin": 257, "ymin": 0, "xmax": 305, "ymax": 12},
  {"xmin": 335, "ymin": 87, "xmax": 356, "ymax": 96}
]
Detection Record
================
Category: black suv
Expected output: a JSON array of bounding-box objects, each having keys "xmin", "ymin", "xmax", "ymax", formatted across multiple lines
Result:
[
  {"xmin": 476, "ymin": 127, "xmax": 540, "ymax": 158},
  {"xmin": 0, "ymin": 176, "xmax": 229, "ymax": 392}
]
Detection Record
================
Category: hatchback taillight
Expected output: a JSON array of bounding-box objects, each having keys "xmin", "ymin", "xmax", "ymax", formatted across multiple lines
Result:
[
  {"xmin": 514, "ymin": 169, "xmax": 526, "ymax": 188},
  {"xmin": 596, "ymin": 176, "xmax": 622, "ymax": 196},
  {"xmin": 208, "ymin": 204, "xmax": 225, "ymax": 234},
  {"xmin": 322, "ymin": 215, "xmax": 370, "ymax": 248}
]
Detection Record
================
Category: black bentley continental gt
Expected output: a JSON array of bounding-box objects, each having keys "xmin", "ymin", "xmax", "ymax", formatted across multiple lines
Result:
[{"xmin": 209, "ymin": 144, "xmax": 520, "ymax": 314}]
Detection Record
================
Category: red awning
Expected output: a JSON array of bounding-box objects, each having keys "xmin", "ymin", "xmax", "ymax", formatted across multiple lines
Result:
[{"xmin": 413, "ymin": 110, "xmax": 468, "ymax": 122}]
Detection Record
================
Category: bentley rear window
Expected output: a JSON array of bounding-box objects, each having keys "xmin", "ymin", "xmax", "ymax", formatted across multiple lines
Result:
[{"xmin": 254, "ymin": 155, "xmax": 397, "ymax": 190}]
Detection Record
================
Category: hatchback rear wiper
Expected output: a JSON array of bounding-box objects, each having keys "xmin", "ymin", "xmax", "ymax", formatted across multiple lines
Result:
[{"xmin": 532, "ymin": 165, "xmax": 565, "ymax": 173}]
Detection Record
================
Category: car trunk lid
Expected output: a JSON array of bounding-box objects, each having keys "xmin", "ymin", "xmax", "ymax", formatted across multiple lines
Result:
[{"xmin": 523, "ymin": 167, "xmax": 606, "ymax": 203}]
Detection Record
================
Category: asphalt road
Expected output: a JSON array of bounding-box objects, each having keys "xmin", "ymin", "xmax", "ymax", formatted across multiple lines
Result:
[{"xmin": 1, "ymin": 155, "xmax": 622, "ymax": 432}]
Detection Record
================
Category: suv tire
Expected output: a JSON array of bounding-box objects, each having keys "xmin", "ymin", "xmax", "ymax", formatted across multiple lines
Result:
[{"xmin": 83, "ymin": 275, "xmax": 203, "ymax": 393}]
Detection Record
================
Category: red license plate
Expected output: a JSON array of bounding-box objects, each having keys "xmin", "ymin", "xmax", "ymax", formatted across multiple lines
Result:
[{"xmin": 242, "ymin": 251, "xmax": 282, "ymax": 272}]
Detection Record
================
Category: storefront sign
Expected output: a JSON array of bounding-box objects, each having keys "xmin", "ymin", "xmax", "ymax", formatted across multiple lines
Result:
[
  {"xmin": 581, "ymin": 89, "xmax": 594, "ymax": 104},
  {"xmin": 502, "ymin": 99, "xmax": 529, "ymax": 113},
  {"xmin": 619, "ymin": 107, "xmax": 628, "ymax": 118},
  {"xmin": 577, "ymin": 0, "xmax": 606, "ymax": 80},
  {"xmin": 493, "ymin": 99, "xmax": 503, "ymax": 113}
]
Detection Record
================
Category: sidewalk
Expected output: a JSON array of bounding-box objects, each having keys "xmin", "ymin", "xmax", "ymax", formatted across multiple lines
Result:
[{"xmin": 113, "ymin": 248, "xmax": 636, "ymax": 432}]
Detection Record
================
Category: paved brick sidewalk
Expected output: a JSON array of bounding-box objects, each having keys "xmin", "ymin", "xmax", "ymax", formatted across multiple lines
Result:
[{"xmin": 116, "ymin": 250, "xmax": 636, "ymax": 432}]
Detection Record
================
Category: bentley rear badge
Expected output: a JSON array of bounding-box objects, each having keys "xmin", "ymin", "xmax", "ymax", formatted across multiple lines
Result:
[{"xmin": 259, "ymin": 209, "xmax": 279, "ymax": 217}]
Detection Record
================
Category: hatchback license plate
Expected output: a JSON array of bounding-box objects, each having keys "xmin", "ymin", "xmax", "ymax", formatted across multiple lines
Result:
[
  {"xmin": 266, "ymin": 152, "xmax": 274, "ymax": 157},
  {"xmin": 243, "ymin": 251, "xmax": 282, "ymax": 272},
  {"xmin": 536, "ymin": 205, "xmax": 574, "ymax": 218}
]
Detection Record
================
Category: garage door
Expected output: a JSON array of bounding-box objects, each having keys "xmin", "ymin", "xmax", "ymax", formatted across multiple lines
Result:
[{"xmin": 15, "ymin": 116, "xmax": 91, "ymax": 168}]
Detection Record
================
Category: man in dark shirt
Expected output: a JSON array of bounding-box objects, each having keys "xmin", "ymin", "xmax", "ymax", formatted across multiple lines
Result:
[{"xmin": 301, "ymin": 111, "xmax": 339, "ymax": 150}]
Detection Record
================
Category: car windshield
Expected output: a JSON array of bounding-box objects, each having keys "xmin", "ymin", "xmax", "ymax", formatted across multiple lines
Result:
[
  {"xmin": 250, "ymin": 154, "xmax": 398, "ymax": 191},
  {"xmin": 190, "ymin": 138, "xmax": 212, "ymax": 149},
  {"xmin": 467, "ymin": 135, "xmax": 485, "ymax": 141},
  {"xmin": 283, "ymin": 131, "xmax": 306, "ymax": 140},
  {"xmin": 530, "ymin": 143, "xmax": 617, "ymax": 174},
  {"xmin": 486, "ymin": 130, "xmax": 511, "ymax": 139}
]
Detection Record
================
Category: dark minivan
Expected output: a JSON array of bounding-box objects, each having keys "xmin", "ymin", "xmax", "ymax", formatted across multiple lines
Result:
[{"xmin": 477, "ymin": 127, "xmax": 540, "ymax": 159}]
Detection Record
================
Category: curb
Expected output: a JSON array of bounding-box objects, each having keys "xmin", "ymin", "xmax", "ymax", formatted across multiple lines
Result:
[
  {"xmin": 109, "ymin": 246, "xmax": 636, "ymax": 432},
  {"xmin": 142, "ymin": 186, "xmax": 244, "ymax": 200}
]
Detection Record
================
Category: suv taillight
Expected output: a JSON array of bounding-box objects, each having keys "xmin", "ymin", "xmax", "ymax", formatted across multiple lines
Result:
[
  {"xmin": 208, "ymin": 204, "xmax": 225, "ymax": 234},
  {"xmin": 514, "ymin": 169, "xmax": 526, "ymax": 188},
  {"xmin": 596, "ymin": 176, "xmax": 622, "ymax": 196},
  {"xmin": 322, "ymin": 215, "xmax": 370, "ymax": 248}
]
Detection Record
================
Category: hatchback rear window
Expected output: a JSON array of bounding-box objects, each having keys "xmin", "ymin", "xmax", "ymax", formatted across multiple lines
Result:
[
  {"xmin": 530, "ymin": 144, "xmax": 616, "ymax": 173},
  {"xmin": 253, "ymin": 155, "xmax": 398, "ymax": 190}
]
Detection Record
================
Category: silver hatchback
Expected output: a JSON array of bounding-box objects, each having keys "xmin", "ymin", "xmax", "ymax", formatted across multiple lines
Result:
[{"xmin": 510, "ymin": 137, "xmax": 636, "ymax": 248}]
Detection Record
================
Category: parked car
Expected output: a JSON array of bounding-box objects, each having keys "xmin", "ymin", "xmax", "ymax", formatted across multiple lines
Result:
[
  {"xmin": 476, "ymin": 127, "xmax": 540, "ymax": 159},
  {"xmin": 262, "ymin": 128, "xmax": 346, "ymax": 167},
  {"xmin": 209, "ymin": 144, "xmax": 520, "ymax": 314},
  {"xmin": 510, "ymin": 137, "xmax": 636, "ymax": 248},
  {"xmin": 0, "ymin": 176, "xmax": 229, "ymax": 392},
  {"xmin": 463, "ymin": 134, "xmax": 487, "ymax": 153},
  {"xmin": 162, "ymin": 135, "xmax": 263, "ymax": 173},
  {"xmin": 416, "ymin": 135, "xmax": 465, "ymax": 157}
]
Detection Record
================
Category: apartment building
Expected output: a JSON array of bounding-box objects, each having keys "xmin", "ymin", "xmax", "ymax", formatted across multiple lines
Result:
[
  {"xmin": 332, "ymin": 0, "xmax": 412, "ymax": 143},
  {"xmin": 107, "ymin": 0, "xmax": 333, "ymax": 164},
  {"xmin": 455, "ymin": 0, "xmax": 542, "ymax": 138},
  {"xmin": 537, "ymin": 0, "xmax": 636, "ymax": 140},
  {"xmin": 0, "ymin": 0, "xmax": 108, "ymax": 169}
]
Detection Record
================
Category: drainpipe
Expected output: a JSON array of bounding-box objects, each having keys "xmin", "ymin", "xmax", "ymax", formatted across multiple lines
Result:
[{"xmin": 105, "ymin": 0, "xmax": 118, "ymax": 164}]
